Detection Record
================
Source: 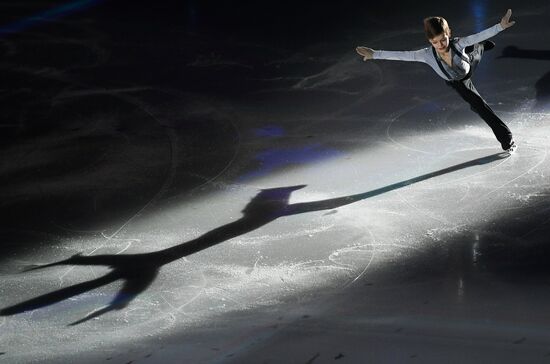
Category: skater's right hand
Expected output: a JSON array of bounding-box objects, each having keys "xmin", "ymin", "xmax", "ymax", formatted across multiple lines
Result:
[{"xmin": 356, "ymin": 46, "xmax": 374, "ymax": 61}]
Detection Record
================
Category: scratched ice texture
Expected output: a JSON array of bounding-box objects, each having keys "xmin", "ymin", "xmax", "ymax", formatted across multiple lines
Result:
[{"xmin": 1, "ymin": 1, "xmax": 550, "ymax": 363}]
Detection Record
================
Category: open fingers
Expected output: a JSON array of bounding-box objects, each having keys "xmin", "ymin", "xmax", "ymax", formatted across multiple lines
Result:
[
  {"xmin": 505, "ymin": 8, "xmax": 512, "ymax": 20},
  {"xmin": 501, "ymin": 9, "xmax": 515, "ymax": 28}
]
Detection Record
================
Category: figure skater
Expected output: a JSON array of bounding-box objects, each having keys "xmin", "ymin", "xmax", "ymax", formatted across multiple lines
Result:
[{"xmin": 356, "ymin": 9, "xmax": 517, "ymax": 153}]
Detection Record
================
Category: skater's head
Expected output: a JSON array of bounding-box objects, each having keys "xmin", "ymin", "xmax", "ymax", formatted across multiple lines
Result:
[{"xmin": 424, "ymin": 16, "xmax": 451, "ymax": 52}]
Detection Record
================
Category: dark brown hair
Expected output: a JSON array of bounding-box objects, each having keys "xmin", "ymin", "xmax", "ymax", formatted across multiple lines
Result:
[{"xmin": 423, "ymin": 16, "xmax": 451, "ymax": 39}]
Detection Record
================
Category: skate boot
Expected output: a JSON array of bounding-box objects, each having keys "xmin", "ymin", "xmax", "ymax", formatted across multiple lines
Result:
[
  {"xmin": 504, "ymin": 140, "xmax": 517, "ymax": 155},
  {"xmin": 465, "ymin": 40, "xmax": 495, "ymax": 54},
  {"xmin": 482, "ymin": 40, "xmax": 495, "ymax": 51}
]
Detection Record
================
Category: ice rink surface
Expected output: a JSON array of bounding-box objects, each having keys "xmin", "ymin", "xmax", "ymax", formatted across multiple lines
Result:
[{"xmin": 1, "ymin": 1, "xmax": 550, "ymax": 363}]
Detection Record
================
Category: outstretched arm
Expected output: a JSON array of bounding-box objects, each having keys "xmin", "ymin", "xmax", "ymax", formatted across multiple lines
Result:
[
  {"xmin": 457, "ymin": 9, "xmax": 516, "ymax": 48},
  {"xmin": 356, "ymin": 46, "xmax": 429, "ymax": 63}
]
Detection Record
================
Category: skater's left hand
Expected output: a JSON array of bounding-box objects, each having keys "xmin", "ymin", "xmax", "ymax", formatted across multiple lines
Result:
[{"xmin": 500, "ymin": 9, "xmax": 516, "ymax": 29}]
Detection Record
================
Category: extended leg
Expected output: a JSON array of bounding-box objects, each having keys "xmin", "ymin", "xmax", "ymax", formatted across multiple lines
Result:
[{"xmin": 447, "ymin": 78, "xmax": 514, "ymax": 150}]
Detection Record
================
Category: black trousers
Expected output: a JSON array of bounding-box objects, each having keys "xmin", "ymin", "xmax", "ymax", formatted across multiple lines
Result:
[{"xmin": 446, "ymin": 44, "xmax": 513, "ymax": 150}]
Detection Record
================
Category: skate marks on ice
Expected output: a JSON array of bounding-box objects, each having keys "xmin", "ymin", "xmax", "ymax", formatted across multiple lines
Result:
[
  {"xmin": 0, "ymin": 152, "xmax": 508, "ymax": 325},
  {"xmin": 1, "ymin": 20, "xmax": 243, "ymax": 265}
]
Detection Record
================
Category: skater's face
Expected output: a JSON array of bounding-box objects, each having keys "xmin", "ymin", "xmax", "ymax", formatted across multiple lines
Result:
[{"xmin": 429, "ymin": 33, "xmax": 449, "ymax": 53}]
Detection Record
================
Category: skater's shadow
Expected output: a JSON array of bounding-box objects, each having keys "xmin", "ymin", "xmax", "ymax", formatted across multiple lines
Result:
[
  {"xmin": 0, "ymin": 152, "xmax": 508, "ymax": 325},
  {"xmin": 498, "ymin": 46, "xmax": 550, "ymax": 111},
  {"xmin": 499, "ymin": 46, "xmax": 550, "ymax": 61}
]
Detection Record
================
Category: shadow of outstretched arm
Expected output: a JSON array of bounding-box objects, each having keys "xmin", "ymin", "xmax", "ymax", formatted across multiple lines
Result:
[
  {"xmin": 68, "ymin": 267, "xmax": 158, "ymax": 326},
  {"xmin": 0, "ymin": 271, "xmax": 119, "ymax": 316},
  {"xmin": 0, "ymin": 152, "xmax": 506, "ymax": 324},
  {"xmin": 1, "ymin": 254, "xmax": 159, "ymax": 325}
]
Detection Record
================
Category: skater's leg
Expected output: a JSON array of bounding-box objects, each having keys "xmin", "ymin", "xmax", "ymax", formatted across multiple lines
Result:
[
  {"xmin": 465, "ymin": 41, "xmax": 493, "ymax": 73},
  {"xmin": 447, "ymin": 79, "xmax": 513, "ymax": 149},
  {"xmin": 465, "ymin": 40, "xmax": 494, "ymax": 57}
]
